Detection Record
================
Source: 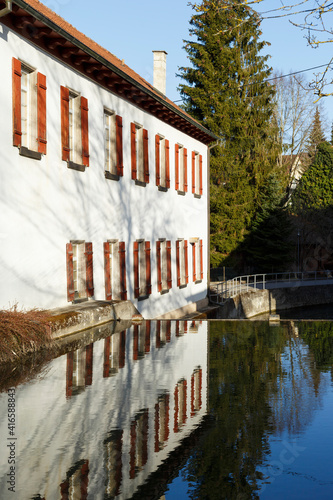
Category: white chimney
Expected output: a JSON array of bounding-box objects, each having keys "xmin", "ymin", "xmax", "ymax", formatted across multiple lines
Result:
[{"xmin": 153, "ymin": 50, "xmax": 167, "ymax": 95}]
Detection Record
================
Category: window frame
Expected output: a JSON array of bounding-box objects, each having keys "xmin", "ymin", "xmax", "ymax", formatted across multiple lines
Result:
[
  {"xmin": 104, "ymin": 239, "xmax": 127, "ymax": 301},
  {"xmin": 133, "ymin": 240, "xmax": 151, "ymax": 300},
  {"xmin": 131, "ymin": 122, "xmax": 149, "ymax": 185},
  {"xmin": 176, "ymin": 239, "xmax": 189, "ymax": 288},
  {"xmin": 155, "ymin": 134, "xmax": 170, "ymax": 190},
  {"xmin": 104, "ymin": 109, "xmax": 123, "ymax": 180},
  {"xmin": 66, "ymin": 240, "xmax": 94, "ymax": 302},
  {"xmin": 190, "ymin": 238, "xmax": 204, "ymax": 283},
  {"xmin": 156, "ymin": 239, "xmax": 172, "ymax": 293},
  {"xmin": 175, "ymin": 144, "xmax": 188, "ymax": 194},
  {"xmin": 192, "ymin": 151, "xmax": 203, "ymax": 197}
]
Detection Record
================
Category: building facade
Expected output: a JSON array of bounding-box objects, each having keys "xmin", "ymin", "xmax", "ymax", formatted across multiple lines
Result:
[{"xmin": 0, "ymin": 0, "xmax": 216, "ymax": 318}]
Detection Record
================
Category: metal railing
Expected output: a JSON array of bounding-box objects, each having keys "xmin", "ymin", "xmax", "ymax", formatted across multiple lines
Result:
[{"xmin": 209, "ymin": 270, "xmax": 333, "ymax": 305}]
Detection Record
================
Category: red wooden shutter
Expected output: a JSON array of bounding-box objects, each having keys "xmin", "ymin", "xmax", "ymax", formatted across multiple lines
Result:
[
  {"xmin": 116, "ymin": 115, "xmax": 123, "ymax": 176},
  {"xmin": 104, "ymin": 242, "xmax": 112, "ymax": 300},
  {"xmin": 155, "ymin": 134, "xmax": 160, "ymax": 186},
  {"xmin": 165, "ymin": 139, "xmax": 170, "ymax": 188},
  {"xmin": 156, "ymin": 241, "xmax": 162, "ymax": 292},
  {"xmin": 192, "ymin": 151, "xmax": 196, "ymax": 194},
  {"xmin": 119, "ymin": 242, "xmax": 127, "ymax": 300},
  {"xmin": 81, "ymin": 96, "xmax": 89, "ymax": 166},
  {"xmin": 200, "ymin": 239, "xmax": 204, "ymax": 280},
  {"xmin": 167, "ymin": 240, "xmax": 172, "ymax": 289},
  {"xmin": 176, "ymin": 240, "xmax": 180, "ymax": 287},
  {"xmin": 175, "ymin": 144, "xmax": 179, "ymax": 191},
  {"xmin": 131, "ymin": 122, "xmax": 137, "ymax": 180},
  {"xmin": 85, "ymin": 242, "xmax": 94, "ymax": 297},
  {"xmin": 66, "ymin": 243, "xmax": 75, "ymax": 302},
  {"xmin": 143, "ymin": 128, "xmax": 149, "ymax": 183},
  {"xmin": 185, "ymin": 240, "xmax": 189, "ymax": 284},
  {"xmin": 103, "ymin": 337, "xmax": 111, "ymax": 378},
  {"xmin": 60, "ymin": 86, "xmax": 70, "ymax": 161},
  {"xmin": 199, "ymin": 154, "xmax": 203, "ymax": 195},
  {"xmin": 192, "ymin": 242, "xmax": 196, "ymax": 282},
  {"xmin": 184, "ymin": 148, "xmax": 188, "ymax": 192},
  {"xmin": 145, "ymin": 241, "xmax": 152, "ymax": 295},
  {"xmin": 133, "ymin": 241, "xmax": 139, "ymax": 298},
  {"xmin": 37, "ymin": 72, "xmax": 47, "ymax": 154},
  {"xmin": 12, "ymin": 58, "xmax": 22, "ymax": 147}
]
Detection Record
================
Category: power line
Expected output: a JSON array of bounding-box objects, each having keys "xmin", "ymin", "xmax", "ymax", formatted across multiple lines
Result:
[{"xmin": 174, "ymin": 61, "xmax": 332, "ymax": 102}]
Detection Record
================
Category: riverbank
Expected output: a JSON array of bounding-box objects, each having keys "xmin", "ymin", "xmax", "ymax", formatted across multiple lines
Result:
[{"xmin": 219, "ymin": 284, "xmax": 333, "ymax": 319}]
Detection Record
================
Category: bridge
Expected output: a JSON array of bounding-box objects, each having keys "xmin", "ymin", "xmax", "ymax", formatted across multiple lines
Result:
[{"xmin": 209, "ymin": 270, "xmax": 333, "ymax": 305}]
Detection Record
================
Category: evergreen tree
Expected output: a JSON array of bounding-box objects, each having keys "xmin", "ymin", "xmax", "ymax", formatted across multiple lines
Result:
[
  {"xmin": 178, "ymin": 0, "xmax": 281, "ymax": 267},
  {"xmin": 291, "ymin": 141, "xmax": 333, "ymax": 213}
]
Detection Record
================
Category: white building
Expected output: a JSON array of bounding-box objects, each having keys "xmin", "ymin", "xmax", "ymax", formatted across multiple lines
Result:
[{"xmin": 0, "ymin": 0, "xmax": 216, "ymax": 319}]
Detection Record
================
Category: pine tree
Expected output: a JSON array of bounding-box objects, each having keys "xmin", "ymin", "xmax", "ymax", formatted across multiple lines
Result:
[
  {"xmin": 178, "ymin": 0, "xmax": 281, "ymax": 267},
  {"xmin": 306, "ymin": 106, "xmax": 326, "ymax": 160}
]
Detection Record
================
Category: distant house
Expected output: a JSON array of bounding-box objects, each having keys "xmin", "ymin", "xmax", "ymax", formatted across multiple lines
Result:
[{"xmin": 0, "ymin": 0, "xmax": 217, "ymax": 318}]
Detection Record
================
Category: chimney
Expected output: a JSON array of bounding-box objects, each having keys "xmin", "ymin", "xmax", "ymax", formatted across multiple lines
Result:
[{"xmin": 153, "ymin": 50, "xmax": 167, "ymax": 95}]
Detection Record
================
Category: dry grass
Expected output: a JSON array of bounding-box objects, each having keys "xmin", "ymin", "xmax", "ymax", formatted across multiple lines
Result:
[{"xmin": 0, "ymin": 306, "xmax": 53, "ymax": 364}]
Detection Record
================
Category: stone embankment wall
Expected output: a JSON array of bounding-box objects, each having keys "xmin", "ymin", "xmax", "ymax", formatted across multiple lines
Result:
[{"xmin": 219, "ymin": 285, "xmax": 333, "ymax": 319}]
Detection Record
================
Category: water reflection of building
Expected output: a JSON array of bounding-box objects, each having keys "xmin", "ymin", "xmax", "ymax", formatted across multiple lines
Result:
[{"xmin": 0, "ymin": 320, "xmax": 208, "ymax": 499}]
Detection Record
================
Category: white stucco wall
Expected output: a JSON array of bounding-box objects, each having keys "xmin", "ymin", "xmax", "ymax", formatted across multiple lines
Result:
[{"xmin": 0, "ymin": 23, "xmax": 209, "ymax": 318}]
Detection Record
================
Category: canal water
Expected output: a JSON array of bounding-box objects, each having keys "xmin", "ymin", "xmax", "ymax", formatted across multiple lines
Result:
[{"xmin": 0, "ymin": 319, "xmax": 333, "ymax": 499}]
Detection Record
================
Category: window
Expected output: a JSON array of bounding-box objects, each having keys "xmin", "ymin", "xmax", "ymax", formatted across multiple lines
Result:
[
  {"xmin": 156, "ymin": 239, "xmax": 172, "ymax": 293},
  {"xmin": 12, "ymin": 58, "xmax": 47, "ymax": 157},
  {"xmin": 104, "ymin": 110, "xmax": 123, "ymax": 179},
  {"xmin": 176, "ymin": 239, "xmax": 189, "ymax": 288},
  {"xmin": 104, "ymin": 240, "xmax": 127, "ymax": 301},
  {"xmin": 129, "ymin": 410, "xmax": 149, "ymax": 479},
  {"xmin": 66, "ymin": 344, "xmax": 93, "ymax": 397},
  {"xmin": 133, "ymin": 240, "xmax": 151, "ymax": 299},
  {"xmin": 190, "ymin": 238, "xmax": 203, "ymax": 283},
  {"xmin": 131, "ymin": 122, "xmax": 149, "ymax": 185},
  {"xmin": 154, "ymin": 393, "xmax": 170, "ymax": 452},
  {"xmin": 175, "ymin": 145, "xmax": 188, "ymax": 194},
  {"xmin": 191, "ymin": 368, "xmax": 203, "ymax": 416},
  {"xmin": 61, "ymin": 86, "xmax": 89, "ymax": 170},
  {"xmin": 104, "ymin": 430, "xmax": 123, "ymax": 498},
  {"xmin": 155, "ymin": 135, "xmax": 170, "ymax": 190},
  {"xmin": 133, "ymin": 322, "xmax": 151, "ymax": 360},
  {"xmin": 60, "ymin": 460, "xmax": 89, "ymax": 498},
  {"xmin": 66, "ymin": 241, "xmax": 94, "ymax": 301},
  {"xmin": 103, "ymin": 331, "xmax": 126, "ymax": 378},
  {"xmin": 192, "ymin": 151, "xmax": 203, "ymax": 197}
]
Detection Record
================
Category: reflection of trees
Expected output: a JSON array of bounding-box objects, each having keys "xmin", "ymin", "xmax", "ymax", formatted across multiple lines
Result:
[
  {"xmin": 181, "ymin": 320, "xmax": 333, "ymax": 499},
  {"xmin": 182, "ymin": 321, "xmax": 287, "ymax": 499}
]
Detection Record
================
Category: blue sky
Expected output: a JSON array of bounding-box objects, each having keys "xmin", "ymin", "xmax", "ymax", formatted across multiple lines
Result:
[{"xmin": 41, "ymin": 0, "xmax": 333, "ymax": 128}]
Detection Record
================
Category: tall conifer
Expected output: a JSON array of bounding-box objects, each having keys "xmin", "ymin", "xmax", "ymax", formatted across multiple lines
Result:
[{"xmin": 178, "ymin": 0, "xmax": 281, "ymax": 267}]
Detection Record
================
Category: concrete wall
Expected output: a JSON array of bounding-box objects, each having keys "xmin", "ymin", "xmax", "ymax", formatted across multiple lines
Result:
[
  {"xmin": 0, "ymin": 23, "xmax": 209, "ymax": 318},
  {"xmin": 219, "ymin": 285, "xmax": 333, "ymax": 319}
]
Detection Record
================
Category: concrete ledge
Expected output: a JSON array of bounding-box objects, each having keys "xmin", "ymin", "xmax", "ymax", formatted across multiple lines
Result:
[
  {"xmin": 218, "ymin": 284, "xmax": 333, "ymax": 319},
  {"xmin": 155, "ymin": 298, "xmax": 209, "ymax": 320},
  {"xmin": 47, "ymin": 300, "xmax": 141, "ymax": 338}
]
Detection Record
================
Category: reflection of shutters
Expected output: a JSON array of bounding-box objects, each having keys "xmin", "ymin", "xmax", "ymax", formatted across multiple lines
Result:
[
  {"xmin": 200, "ymin": 239, "xmax": 204, "ymax": 280},
  {"xmin": 145, "ymin": 241, "xmax": 152, "ymax": 295},
  {"xmin": 133, "ymin": 241, "xmax": 139, "ymax": 298},
  {"xmin": 66, "ymin": 351, "xmax": 73, "ymax": 397},
  {"xmin": 37, "ymin": 72, "xmax": 47, "ymax": 154},
  {"xmin": 185, "ymin": 240, "xmax": 189, "ymax": 284},
  {"xmin": 133, "ymin": 324, "xmax": 139, "ymax": 361},
  {"xmin": 156, "ymin": 241, "xmax": 162, "ymax": 292},
  {"xmin": 143, "ymin": 128, "xmax": 149, "ymax": 183},
  {"xmin": 165, "ymin": 139, "xmax": 170, "ymax": 188},
  {"xmin": 116, "ymin": 115, "xmax": 123, "ymax": 176},
  {"xmin": 103, "ymin": 337, "xmax": 111, "ymax": 377},
  {"xmin": 85, "ymin": 343, "xmax": 93, "ymax": 386},
  {"xmin": 176, "ymin": 240, "xmax": 180, "ymax": 287},
  {"xmin": 175, "ymin": 144, "xmax": 179, "ymax": 191},
  {"xmin": 119, "ymin": 242, "xmax": 127, "ymax": 300},
  {"xmin": 131, "ymin": 122, "xmax": 136, "ymax": 180},
  {"xmin": 85, "ymin": 242, "xmax": 94, "ymax": 297},
  {"xmin": 119, "ymin": 330, "xmax": 126, "ymax": 369},
  {"xmin": 81, "ymin": 96, "xmax": 89, "ymax": 167},
  {"xmin": 167, "ymin": 240, "xmax": 172, "ymax": 289},
  {"xmin": 145, "ymin": 321, "xmax": 151, "ymax": 353},
  {"xmin": 184, "ymin": 148, "xmax": 188, "ymax": 192},
  {"xmin": 104, "ymin": 242, "xmax": 111, "ymax": 300},
  {"xmin": 66, "ymin": 243, "xmax": 74, "ymax": 302},
  {"xmin": 199, "ymin": 154, "xmax": 203, "ymax": 195},
  {"xmin": 192, "ymin": 151, "xmax": 196, "ymax": 194},
  {"xmin": 60, "ymin": 86, "xmax": 70, "ymax": 161},
  {"xmin": 155, "ymin": 134, "xmax": 160, "ymax": 186},
  {"xmin": 192, "ymin": 242, "xmax": 196, "ymax": 282},
  {"xmin": 12, "ymin": 58, "xmax": 22, "ymax": 147}
]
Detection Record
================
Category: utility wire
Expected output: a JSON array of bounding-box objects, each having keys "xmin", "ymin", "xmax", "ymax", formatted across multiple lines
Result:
[{"xmin": 174, "ymin": 61, "xmax": 332, "ymax": 102}]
